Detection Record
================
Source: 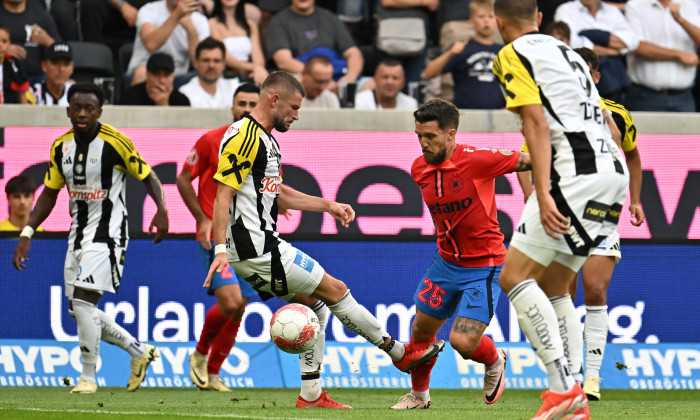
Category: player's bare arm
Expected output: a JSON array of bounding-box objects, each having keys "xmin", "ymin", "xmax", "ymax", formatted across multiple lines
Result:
[
  {"xmin": 176, "ymin": 169, "xmax": 212, "ymax": 249},
  {"xmin": 520, "ymin": 104, "xmax": 569, "ymax": 239},
  {"xmin": 517, "ymin": 170, "xmax": 534, "ymax": 203},
  {"xmin": 278, "ymin": 185, "xmax": 355, "ymax": 228},
  {"xmin": 605, "ymin": 110, "xmax": 622, "ymax": 146},
  {"xmin": 143, "ymin": 171, "xmax": 169, "ymax": 244},
  {"xmin": 204, "ymin": 182, "xmax": 238, "ymax": 287},
  {"xmin": 12, "ymin": 186, "xmax": 60, "ymax": 271},
  {"xmin": 514, "ymin": 152, "xmax": 532, "ymax": 172},
  {"xmin": 624, "ymin": 147, "xmax": 645, "ymax": 226}
]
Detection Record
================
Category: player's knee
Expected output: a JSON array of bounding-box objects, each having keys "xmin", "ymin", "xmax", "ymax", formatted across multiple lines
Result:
[
  {"xmin": 217, "ymin": 296, "xmax": 243, "ymax": 318},
  {"xmin": 449, "ymin": 334, "xmax": 480, "ymax": 358},
  {"xmin": 410, "ymin": 322, "xmax": 435, "ymax": 343},
  {"xmin": 497, "ymin": 267, "xmax": 519, "ymax": 293},
  {"xmin": 584, "ymin": 284, "xmax": 607, "ymax": 305}
]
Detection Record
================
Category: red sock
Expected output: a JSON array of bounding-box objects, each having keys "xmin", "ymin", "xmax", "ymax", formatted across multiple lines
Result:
[
  {"xmin": 196, "ymin": 305, "xmax": 229, "ymax": 356},
  {"xmin": 410, "ymin": 336, "xmax": 437, "ymax": 392},
  {"xmin": 469, "ymin": 335, "xmax": 500, "ymax": 367},
  {"xmin": 207, "ymin": 318, "xmax": 241, "ymax": 375}
]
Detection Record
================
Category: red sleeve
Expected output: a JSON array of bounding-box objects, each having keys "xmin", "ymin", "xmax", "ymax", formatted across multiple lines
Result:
[
  {"xmin": 468, "ymin": 149, "xmax": 520, "ymax": 180},
  {"xmin": 182, "ymin": 133, "xmax": 210, "ymax": 179}
]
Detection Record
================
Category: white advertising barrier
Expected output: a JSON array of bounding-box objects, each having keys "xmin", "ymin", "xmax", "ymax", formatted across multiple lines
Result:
[{"xmin": 1, "ymin": 340, "xmax": 698, "ymax": 390}]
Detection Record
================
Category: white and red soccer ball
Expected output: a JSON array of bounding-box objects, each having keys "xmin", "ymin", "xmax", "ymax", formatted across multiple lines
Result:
[{"xmin": 270, "ymin": 304, "xmax": 320, "ymax": 354}]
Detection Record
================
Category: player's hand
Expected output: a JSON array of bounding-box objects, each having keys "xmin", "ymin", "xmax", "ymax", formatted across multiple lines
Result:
[
  {"xmin": 197, "ymin": 218, "xmax": 213, "ymax": 249},
  {"xmin": 329, "ymin": 202, "xmax": 355, "ymax": 228},
  {"xmin": 13, "ymin": 237, "xmax": 30, "ymax": 271},
  {"xmin": 149, "ymin": 208, "xmax": 169, "ymax": 243},
  {"xmin": 204, "ymin": 252, "xmax": 228, "ymax": 287},
  {"xmin": 537, "ymin": 193, "xmax": 569, "ymax": 239},
  {"xmin": 677, "ymin": 51, "xmax": 700, "ymax": 66},
  {"xmin": 629, "ymin": 203, "xmax": 645, "ymax": 226},
  {"xmin": 278, "ymin": 206, "xmax": 293, "ymax": 220}
]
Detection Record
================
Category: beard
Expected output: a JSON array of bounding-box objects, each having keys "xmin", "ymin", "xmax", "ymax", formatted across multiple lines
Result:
[
  {"xmin": 272, "ymin": 115, "xmax": 290, "ymax": 132},
  {"xmin": 424, "ymin": 148, "xmax": 447, "ymax": 165}
]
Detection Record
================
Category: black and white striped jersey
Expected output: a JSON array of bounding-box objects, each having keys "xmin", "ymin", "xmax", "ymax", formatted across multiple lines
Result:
[
  {"xmin": 214, "ymin": 116, "xmax": 282, "ymax": 262},
  {"xmin": 493, "ymin": 33, "xmax": 628, "ymax": 180},
  {"xmin": 44, "ymin": 123, "xmax": 152, "ymax": 250}
]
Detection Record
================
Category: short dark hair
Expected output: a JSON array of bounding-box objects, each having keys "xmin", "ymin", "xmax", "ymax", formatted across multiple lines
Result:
[
  {"xmin": 262, "ymin": 71, "xmax": 305, "ymax": 98},
  {"xmin": 195, "ymin": 37, "xmax": 226, "ymax": 59},
  {"xmin": 304, "ymin": 55, "xmax": 333, "ymax": 73},
  {"xmin": 377, "ymin": 57, "xmax": 402, "ymax": 70},
  {"xmin": 494, "ymin": 0, "xmax": 538, "ymax": 24},
  {"xmin": 414, "ymin": 99, "xmax": 460, "ymax": 130},
  {"xmin": 67, "ymin": 82, "xmax": 105, "ymax": 106},
  {"xmin": 574, "ymin": 47, "xmax": 600, "ymax": 72},
  {"xmin": 234, "ymin": 82, "xmax": 260, "ymax": 97},
  {"xmin": 5, "ymin": 175, "xmax": 37, "ymax": 197},
  {"xmin": 545, "ymin": 21, "xmax": 571, "ymax": 42}
]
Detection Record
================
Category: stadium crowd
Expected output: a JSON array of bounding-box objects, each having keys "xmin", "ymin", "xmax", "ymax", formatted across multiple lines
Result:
[{"xmin": 1, "ymin": 0, "xmax": 699, "ymax": 111}]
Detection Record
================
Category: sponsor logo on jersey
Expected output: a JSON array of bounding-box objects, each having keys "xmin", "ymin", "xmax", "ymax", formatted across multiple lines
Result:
[
  {"xmin": 499, "ymin": 149, "xmax": 514, "ymax": 156},
  {"xmin": 294, "ymin": 250, "xmax": 315, "ymax": 274},
  {"xmin": 583, "ymin": 200, "xmax": 608, "ymax": 223},
  {"xmin": 259, "ymin": 176, "xmax": 281, "ymax": 194},
  {"xmin": 68, "ymin": 184, "xmax": 108, "ymax": 201},
  {"xmin": 428, "ymin": 198, "xmax": 472, "ymax": 215}
]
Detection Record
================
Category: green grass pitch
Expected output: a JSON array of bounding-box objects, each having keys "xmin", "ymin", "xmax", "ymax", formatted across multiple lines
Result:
[{"xmin": 0, "ymin": 387, "xmax": 698, "ymax": 419}]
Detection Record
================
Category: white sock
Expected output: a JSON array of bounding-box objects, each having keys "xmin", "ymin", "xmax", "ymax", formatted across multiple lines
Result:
[
  {"xmin": 300, "ymin": 374, "xmax": 322, "ymax": 401},
  {"xmin": 93, "ymin": 309, "xmax": 145, "ymax": 358},
  {"xmin": 411, "ymin": 390, "xmax": 430, "ymax": 401},
  {"xmin": 584, "ymin": 305, "xmax": 608, "ymax": 378},
  {"xmin": 507, "ymin": 280, "xmax": 573, "ymax": 392},
  {"xmin": 550, "ymin": 295, "xmax": 583, "ymax": 384},
  {"xmin": 328, "ymin": 291, "xmax": 404, "ymax": 360},
  {"xmin": 300, "ymin": 301, "xmax": 328, "ymax": 374},
  {"xmin": 72, "ymin": 299, "xmax": 101, "ymax": 381}
]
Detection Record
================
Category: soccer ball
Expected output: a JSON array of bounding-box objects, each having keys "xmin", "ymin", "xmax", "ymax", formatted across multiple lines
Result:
[{"xmin": 270, "ymin": 304, "xmax": 320, "ymax": 354}]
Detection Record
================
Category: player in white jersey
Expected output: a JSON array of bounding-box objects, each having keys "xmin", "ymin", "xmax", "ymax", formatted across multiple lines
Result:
[
  {"xmin": 491, "ymin": 0, "xmax": 629, "ymax": 418},
  {"xmin": 205, "ymin": 71, "xmax": 445, "ymax": 409},
  {"xmin": 13, "ymin": 83, "xmax": 169, "ymax": 394}
]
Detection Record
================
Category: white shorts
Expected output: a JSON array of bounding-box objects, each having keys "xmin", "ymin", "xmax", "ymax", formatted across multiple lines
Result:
[
  {"xmin": 590, "ymin": 230, "xmax": 621, "ymax": 263},
  {"xmin": 230, "ymin": 240, "xmax": 325, "ymax": 301},
  {"xmin": 510, "ymin": 173, "xmax": 628, "ymax": 272},
  {"xmin": 64, "ymin": 242, "xmax": 126, "ymax": 298}
]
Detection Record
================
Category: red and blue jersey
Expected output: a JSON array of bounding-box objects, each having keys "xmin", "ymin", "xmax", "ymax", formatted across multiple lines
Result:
[
  {"xmin": 411, "ymin": 145, "xmax": 520, "ymax": 268},
  {"xmin": 182, "ymin": 125, "xmax": 229, "ymax": 225}
]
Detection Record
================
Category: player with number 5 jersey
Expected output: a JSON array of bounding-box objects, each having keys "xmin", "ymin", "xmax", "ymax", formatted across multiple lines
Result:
[{"xmin": 391, "ymin": 99, "xmax": 532, "ymax": 410}]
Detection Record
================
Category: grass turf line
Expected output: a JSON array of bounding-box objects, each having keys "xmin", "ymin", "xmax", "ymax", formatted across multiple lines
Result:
[{"xmin": 0, "ymin": 387, "xmax": 698, "ymax": 420}]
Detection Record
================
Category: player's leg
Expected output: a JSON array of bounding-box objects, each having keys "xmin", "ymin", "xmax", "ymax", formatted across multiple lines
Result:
[
  {"xmin": 392, "ymin": 309, "xmax": 445, "ymax": 409},
  {"xmin": 450, "ymin": 265, "xmax": 506, "ymax": 404},
  {"xmin": 580, "ymin": 253, "xmax": 616, "ymax": 401},
  {"xmin": 313, "ymin": 271, "xmax": 445, "ymax": 371},
  {"xmin": 287, "ymin": 294, "xmax": 342, "ymax": 408},
  {"xmin": 70, "ymin": 286, "xmax": 102, "ymax": 394},
  {"xmin": 538, "ymin": 259, "xmax": 584, "ymax": 385}
]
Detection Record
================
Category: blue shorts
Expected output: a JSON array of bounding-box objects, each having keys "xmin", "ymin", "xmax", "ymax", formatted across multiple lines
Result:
[
  {"xmin": 413, "ymin": 253, "xmax": 502, "ymax": 325},
  {"xmin": 197, "ymin": 242, "xmax": 257, "ymax": 298}
]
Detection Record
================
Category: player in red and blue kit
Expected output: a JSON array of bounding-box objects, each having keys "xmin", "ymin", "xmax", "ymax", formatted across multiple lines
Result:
[
  {"xmin": 392, "ymin": 99, "xmax": 532, "ymax": 409},
  {"xmin": 176, "ymin": 83, "xmax": 261, "ymax": 392}
]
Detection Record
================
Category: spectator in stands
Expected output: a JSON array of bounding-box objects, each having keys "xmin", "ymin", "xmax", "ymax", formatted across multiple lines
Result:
[
  {"xmin": 231, "ymin": 81, "xmax": 259, "ymax": 119},
  {"xmin": 266, "ymin": 0, "xmax": 363, "ymax": 92},
  {"xmin": 423, "ymin": 0, "xmax": 504, "ymax": 110},
  {"xmin": 545, "ymin": 20, "xmax": 571, "ymax": 44},
  {"xmin": 27, "ymin": 42, "xmax": 73, "ymax": 106},
  {"xmin": 121, "ymin": 52, "xmax": 190, "ymax": 105},
  {"xmin": 127, "ymin": 0, "xmax": 210, "ymax": 87},
  {"xmin": 301, "ymin": 55, "xmax": 340, "ymax": 108},
  {"xmin": 0, "ymin": 23, "xmax": 29, "ymax": 103},
  {"xmin": 554, "ymin": 0, "xmax": 640, "ymax": 103},
  {"xmin": 0, "ymin": 0, "xmax": 61, "ymax": 83},
  {"xmin": 1, "ymin": 175, "xmax": 43, "ymax": 231},
  {"xmin": 355, "ymin": 58, "xmax": 418, "ymax": 110},
  {"xmin": 179, "ymin": 37, "xmax": 240, "ymax": 107},
  {"xmin": 209, "ymin": 0, "xmax": 267, "ymax": 84},
  {"xmin": 625, "ymin": 0, "xmax": 700, "ymax": 112}
]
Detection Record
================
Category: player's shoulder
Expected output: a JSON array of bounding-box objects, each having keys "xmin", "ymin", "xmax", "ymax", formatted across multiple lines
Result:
[
  {"xmin": 602, "ymin": 98, "xmax": 633, "ymax": 120},
  {"xmin": 98, "ymin": 123, "xmax": 137, "ymax": 153},
  {"xmin": 51, "ymin": 130, "xmax": 74, "ymax": 149}
]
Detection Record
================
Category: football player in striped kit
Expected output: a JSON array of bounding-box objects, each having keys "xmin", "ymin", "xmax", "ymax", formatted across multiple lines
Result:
[{"xmin": 13, "ymin": 83, "xmax": 169, "ymax": 394}]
